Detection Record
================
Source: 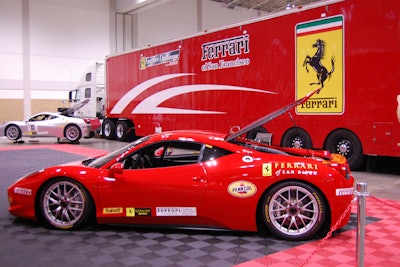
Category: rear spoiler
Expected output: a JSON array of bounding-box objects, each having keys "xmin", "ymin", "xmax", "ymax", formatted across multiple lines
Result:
[{"xmin": 225, "ymin": 88, "xmax": 321, "ymax": 141}]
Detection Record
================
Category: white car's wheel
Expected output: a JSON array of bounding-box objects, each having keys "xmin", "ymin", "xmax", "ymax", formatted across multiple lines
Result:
[
  {"xmin": 64, "ymin": 124, "xmax": 82, "ymax": 142},
  {"xmin": 261, "ymin": 181, "xmax": 326, "ymax": 241},
  {"xmin": 5, "ymin": 124, "xmax": 22, "ymax": 141}
]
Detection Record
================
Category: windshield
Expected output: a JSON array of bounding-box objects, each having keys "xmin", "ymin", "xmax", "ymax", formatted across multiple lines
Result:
[{"xmin": 87, "ymin": 136, "xmax": 150, "ymax": 168}]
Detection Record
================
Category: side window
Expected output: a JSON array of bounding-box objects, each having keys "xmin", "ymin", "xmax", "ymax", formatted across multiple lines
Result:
[
  {"xmin": 84, "ymin": 88, "xmax": 91, "ymax": 98},
  {"xmin": 29, "ymin": 114, "xmax": 47, "ymax": 122},
  {"xmin": 121, "ymin": 141, "xmax": 203, "ymax": 170},
  {"xmin": 159, "ymin": 142, "xmax": 202, "ymax": 167},
  {"xmin": 201, "ymin": 145, "xmax": 233, "ymax": 162}
]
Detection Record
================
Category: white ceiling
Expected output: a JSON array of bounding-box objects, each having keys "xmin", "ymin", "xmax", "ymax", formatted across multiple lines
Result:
[{"xmin": 116, "ymin": 0, "xmax": 323, "ymax": 14}]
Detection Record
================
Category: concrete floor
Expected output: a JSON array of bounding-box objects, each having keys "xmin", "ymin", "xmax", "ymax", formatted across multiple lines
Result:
[{"xmin": 1, "ymin": 136, "xmax": 399, "ymax": 201}]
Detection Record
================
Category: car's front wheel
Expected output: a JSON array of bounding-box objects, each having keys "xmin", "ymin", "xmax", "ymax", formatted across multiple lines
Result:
[
  {"xmin": 261, "ymin": 181, "xmax": 326, "ymax": 241},
  {"xmin": 38, "ymin": 178, "xmax": 94, "ymax": 230},
  {"xmin": 5, "ymin": 124, "xmax": 22, "ymax": 141},
  {"xmin": 64, "ymin": 124, "xmax": 82, "ymax": 142}
]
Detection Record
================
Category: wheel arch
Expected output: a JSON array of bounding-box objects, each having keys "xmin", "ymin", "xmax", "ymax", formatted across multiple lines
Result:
[
  {"xmin": 34, "ymin": 176, "xmax": 97, "ymax": 225},
  {"xmin": 255, "ymin": 178, "xmax": 331, "ymax": 237}
]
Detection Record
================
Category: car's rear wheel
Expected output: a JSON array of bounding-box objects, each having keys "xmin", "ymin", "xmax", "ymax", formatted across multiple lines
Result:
[
  {"xmin": 261, "ymin": 181, "xmax": 326, "ymax": 241},
  {"xmin": 38, "ymin": 178, "xmax": 94, "ymax": 230},
  {"xmin": 5, "ymin": 124, "xmax": 22, "ymax": 141},
  {"xmin": 64, "ymin": 124, "xmax": 82, "ymax": 142}
]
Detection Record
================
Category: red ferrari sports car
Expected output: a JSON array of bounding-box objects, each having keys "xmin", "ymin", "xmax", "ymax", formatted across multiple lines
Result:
[{"xmin": 8, "ymin": 89, "xmax": 354, "ymax": 241}]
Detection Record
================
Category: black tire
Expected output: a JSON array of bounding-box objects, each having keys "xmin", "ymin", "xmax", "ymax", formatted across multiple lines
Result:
[
  {"xmin": 5, "ymin": 124, "xmax": 22, "ymax": 141},
  {"xmin": 324, "ymin": 129, "xmax": 365, "ymax": 170},
  {"xmin": 246, "ymin": 126, "xmax": 268, "ymax": 140},
  {"xmin": 38, "ymin": 178, "xmax": 94, "ymax": 230},
  {"xmin": 281, "ymin": 127, "xmax": 312, "ymax": 149},
  {"xmin": 64, "ymin": 124, "xmax": 82, "ymax": 142},
  {"xmin": 116, "ymin": 120, "xmax": 135, "ymax": 142},
  {"xmin": 261, "ymin": 181, "xmax": 326, "ymax": 241},
  {"xmin": 102, "ymin": 119, "xmax": 116, "ymax": 140}
]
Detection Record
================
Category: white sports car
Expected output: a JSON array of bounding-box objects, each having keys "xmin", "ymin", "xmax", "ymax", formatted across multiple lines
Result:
[{"xmin": 0, "ymin": 112, "xmax": 99, "ymax": 143}]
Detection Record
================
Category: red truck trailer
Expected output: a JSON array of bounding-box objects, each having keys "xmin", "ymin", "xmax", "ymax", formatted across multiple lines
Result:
[{"xmin": 101, "ymin": 0, "xmax": 400, "ymax": 170}]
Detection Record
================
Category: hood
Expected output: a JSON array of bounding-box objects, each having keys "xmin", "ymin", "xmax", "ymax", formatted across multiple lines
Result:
[{"xmin": 225, "ymin": 88, "xmax": 321, "ymax": 141}]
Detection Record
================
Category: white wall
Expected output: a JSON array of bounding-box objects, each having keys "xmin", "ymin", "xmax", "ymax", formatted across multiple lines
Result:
[
  {"xmin": 0, "ymin": 0, "xmax": 262, "ymax": 119},
  {"xmin": 0, "ymin": 0, "xmax": 23, "ymax": 96},
  {"xmin": 0, "ymin": 0, "xmax": 110, "ymax": 117},
  {"xmin": 125, "ymin": 0, "xmax": 262, "ymax": 49}
]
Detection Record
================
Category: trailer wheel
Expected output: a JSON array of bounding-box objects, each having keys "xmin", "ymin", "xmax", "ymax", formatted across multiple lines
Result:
[
  {"xmin": 324, "ymin": 129, "xmax": 365, "ymax": 170},
  {"xmin": 102, "ymin": 119, "xmax": 116, "ymax": 140},
  {"xmin": 116, "ymin": 121, "xmax": 133, "ymax": 142},
  {"xmin": 281, "ymin": 128, "xmax": 312, "ymax": 149}
]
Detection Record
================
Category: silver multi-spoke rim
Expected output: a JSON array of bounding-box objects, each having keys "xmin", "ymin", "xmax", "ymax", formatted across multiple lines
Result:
[
  {"xmin": 43, "ymin": 181, "xmax": 85, "ymax": 228},
  {"xmin": 66, "ymin": 126, "xmax": 79, "ymax": 141},
  {"xmin": 6, "ymin": 126, "xmax": 20, "ymax": 140},
  {"xmin": 268, "ymin": 185, "xmax": 319, "ymax": 236}
]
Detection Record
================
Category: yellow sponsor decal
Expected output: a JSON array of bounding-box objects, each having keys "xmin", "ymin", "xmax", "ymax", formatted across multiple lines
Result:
[
  {"xmin": 262, "ymin": 163, "xmax": 272, "ymax": 176},
  {"xmin": 126, "ymin": 208, "xmax": 151, "ymax": 217},
  {"xmin": 227, "ymin": 181, "xmax": 257, "ymax": 198},
  {"xmin": 103, "ymin": 207, "xmax": 123, "ymax": 214}
]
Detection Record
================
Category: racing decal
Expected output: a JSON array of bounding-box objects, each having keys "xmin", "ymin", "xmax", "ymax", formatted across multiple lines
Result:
[
  {"xmin": 274, "ymin": 162, "xmax": 318, "ymax": 176},
  {"xmin": 140, "ymin": 49, "xmax": 180, "ymax": 70},
  {"xmin": 103, "ymin": 207, "xmax": 123, "ymax": 214},
  {"xmin": 201, "ymin": 34, "xmax": 250, "ymax": 72},
  {"xmin": 110, "ymin": 73, "xmax": 276, "ymax": 115},
  {"xmin": 14, "ymin": 187, "xmax": 32, "ymax": 196},
  {"xmin": 156, "ymin": 207, "xmax": 197, "ymax": 216},
  {"xmin": 126, "ymin": 208, "xmax": 151, "ymax": 217},
  {"xmin": 227, "ymin": 181, "xmax": 257, "ymax": 198},
  {"xmin": 262, "ymin": 163, "xmax": 272, "ymax": 176},
  {"xmin": 296, "ymin": 15, "xmax": 344, "ymax": 114},
  {"xmin": 336, "ymin": 187, "xmax": 354, "ymax": 196},
  {"xmin": 275, "ymin": 162, "xmax": 318, "ymax": 170},
  {"xmin": 242, "ymin": 155, "xmax": 254, "ymax": 163}
]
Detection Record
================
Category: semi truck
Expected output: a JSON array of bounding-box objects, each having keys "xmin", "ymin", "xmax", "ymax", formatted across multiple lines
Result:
[{"xmin": 68, "ymin": 0, "xmax": 400, "ymax": 170}]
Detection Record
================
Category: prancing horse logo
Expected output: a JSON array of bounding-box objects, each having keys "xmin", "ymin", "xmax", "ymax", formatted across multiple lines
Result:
[{"xmin": 303, "ymin": 39, "xmax": 335, "ymax": 88}]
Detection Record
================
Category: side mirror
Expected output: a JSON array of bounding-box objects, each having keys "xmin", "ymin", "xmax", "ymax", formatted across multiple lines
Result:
[{"xmin": 109, "ymin": 162, "xmax": 124, "ymax": 176}]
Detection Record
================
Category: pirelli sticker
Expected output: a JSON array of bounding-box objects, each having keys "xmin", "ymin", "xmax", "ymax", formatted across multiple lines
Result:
[{"xmin": 296, "ymin": 15, "xmax": 344, "ymax": 114}]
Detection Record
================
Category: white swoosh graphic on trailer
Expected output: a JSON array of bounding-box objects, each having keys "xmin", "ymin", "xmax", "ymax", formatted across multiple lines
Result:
[
  {"xmin": 132, "ymin": 85, "xmax": 277, "ymax": 114},
  {"xmin": 110, "ymin": 73, "xmax": 195, "ymax": 114}
]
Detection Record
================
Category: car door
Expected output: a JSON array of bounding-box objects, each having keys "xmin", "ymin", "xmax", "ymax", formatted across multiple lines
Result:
[
  {"xmin": 25, "ymin": 114, "xmax": 48, "ymax": 137},
  {"xmin": 25, "ymin": 114, "xmax": 59, "ymax": 137},
  {"xmin": 98, "ymin": 141, "xmax": 207, "ymax": 223}
]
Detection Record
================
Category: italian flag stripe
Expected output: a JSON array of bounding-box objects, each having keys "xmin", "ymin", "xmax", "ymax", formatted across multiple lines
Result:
[{"xmin": 296, "ymin": 16, "xmax": 343, "ymax": 36}]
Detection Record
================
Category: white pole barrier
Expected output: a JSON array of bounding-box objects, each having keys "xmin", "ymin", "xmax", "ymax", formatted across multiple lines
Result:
[{"xmin": 356, "ymin": 182, "xmax": 369, "ymax": 267}]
